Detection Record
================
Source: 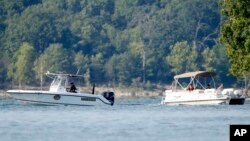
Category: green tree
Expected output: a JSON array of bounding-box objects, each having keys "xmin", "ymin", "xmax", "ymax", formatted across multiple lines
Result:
[
  {"xmin": 202, "ymin": 47, "xmax": 217, "ymax": 71},
  {"xmin": 129, "ymin": 10, "xmax": 155, "ymax": 85},
  {"xmin": 0, "ymin": 58, "xmax": 8, "ymax": 88},
  {"xmin": 33, "ymin": 43, "xmax": 72, "ymax": 83},
  {"xmin": 89, "ymin": 53, "xmax": 105, "ymax": 84},
  {"xmin": 74, "ymin": 51, "xmax": 90, "ymax": 74},
  {"xmin": 33, "ymin": 54, "xmax": 46, "ymax": 88},
  {"xmin": 3, "ymin": 0, "xmax": 71, "ymax": 56},
  {"xmin": 11, "ymin": 42, "xmax": 35, "ymax": 86},
  {"xmin": 201, "ymin": 44, "xmax": 235, "ymax": 85},
  {"xmin": 166, "ymin": 41, "xmax": 198, "ymax": 75},
  {"xmin": 104, "ymin": 54, "xmax": 120, "ymax": 85},
  {"xmin": 202, "ymin": 45, "xmax": 229, "ymax": 72},
  {"xmin": 104, "ymin": 53, "xmax": 141, "ymax": 86},
  {"xmin": 220, "ymin": 0, "xmax": 250, "ymax": 76},
  {"xmin": 84, "ymin": 68, "xmax": 91, "ymax": 86}
]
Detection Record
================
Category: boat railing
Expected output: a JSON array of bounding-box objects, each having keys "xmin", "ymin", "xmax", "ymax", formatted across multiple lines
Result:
[
  {"xmin": 204, "ymin": 89, "xmax": 216, "ymax": 94},
  {"xmin": 165, "ymin": 88, "xmax": 221, "ymax": 95}
]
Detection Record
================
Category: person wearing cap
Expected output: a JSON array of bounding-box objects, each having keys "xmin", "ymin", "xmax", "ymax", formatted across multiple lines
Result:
[{"xmin": 70, "ymin": 82, "xmax": 77, "ymax": 93}]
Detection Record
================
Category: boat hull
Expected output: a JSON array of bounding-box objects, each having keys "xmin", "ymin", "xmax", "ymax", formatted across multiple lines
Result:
[
  {"xmin": 7, "ymin": 90, "xmax": 113, "ymax": 106},
  {"xmin": 161, "ymin": 90, "xmax": 229, "ymax": 105},
  {"xmin": 162, "ymin": 98, "xmax": 228, "ymax": 105}
]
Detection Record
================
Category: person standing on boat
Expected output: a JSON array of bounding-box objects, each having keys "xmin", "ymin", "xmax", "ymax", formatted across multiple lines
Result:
[{"xmin": 70, "ymin": 82, "xmax": 77, "ymax": 93}]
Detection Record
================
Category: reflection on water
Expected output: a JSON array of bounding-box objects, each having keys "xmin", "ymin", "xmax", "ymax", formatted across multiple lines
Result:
[{"xmin": 0, "ymin": 97, "xmax": 250, "ymax": 141}]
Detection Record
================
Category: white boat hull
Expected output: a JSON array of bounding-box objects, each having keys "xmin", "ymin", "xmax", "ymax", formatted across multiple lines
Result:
[
  {"xmin": 7, "ymin": 90, "xmax": 114, "ymax": 106},
  {"xmin": 162, "ymin": 98, "xmax": 228, "ymax": 105},
  {"xmin": 161, "ymin": 89, "xmax": 229, "ymax": 105}
]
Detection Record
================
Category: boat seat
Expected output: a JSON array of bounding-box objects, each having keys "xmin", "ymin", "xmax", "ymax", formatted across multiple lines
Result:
[
  {"xmin": 221, "ymin": 88, "xmax": 234, "ymax": 95},
  {"xmin": 204, "ymin": 89, "xmax": 216, "ymax": 94}
]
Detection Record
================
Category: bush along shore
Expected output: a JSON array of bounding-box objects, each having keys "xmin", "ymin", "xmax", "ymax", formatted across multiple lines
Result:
[{"xmin": 0, "ymin": 90, "xmax": 9, "ymax": 97}]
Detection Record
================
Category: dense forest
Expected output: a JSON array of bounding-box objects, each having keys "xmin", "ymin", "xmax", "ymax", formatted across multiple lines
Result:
[{"xmin": 0, "ymin": 0, "xmax": 243, "ymax": 89}]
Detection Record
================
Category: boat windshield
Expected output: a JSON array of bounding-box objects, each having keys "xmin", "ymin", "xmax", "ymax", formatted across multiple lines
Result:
[
  {"xmin": 46, "ymin": 72, "xmax": 84, "ymax": 92},
  {"xmin": 61, "ymin": 78, "xmax": 67, "ymax": 87},
  {"xmin": 51, "ymin": 77, "xmax": 61, "ymax": 86}
]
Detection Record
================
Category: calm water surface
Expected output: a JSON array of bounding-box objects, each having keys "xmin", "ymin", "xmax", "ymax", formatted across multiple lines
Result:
[{"xmin": 0, "ymin": 96, "xmax": 249, "ymax": 141}]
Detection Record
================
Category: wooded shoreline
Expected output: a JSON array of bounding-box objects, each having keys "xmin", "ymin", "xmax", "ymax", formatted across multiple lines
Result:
[{"xmin": 1, "ymin": 0, "xmax": 244, "ymax": 90}]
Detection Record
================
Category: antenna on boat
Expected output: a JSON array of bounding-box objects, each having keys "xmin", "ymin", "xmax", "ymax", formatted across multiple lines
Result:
[
  {"xmin": 92, "ymin": 84, "xmax": 95, "ymax": 94},
  {"xmin": 76, "ymin": 68, "xmax": 81, "ymax": 75}
]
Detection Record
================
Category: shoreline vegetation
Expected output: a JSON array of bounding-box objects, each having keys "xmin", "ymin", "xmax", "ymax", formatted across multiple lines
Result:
[
  {"xmin": 0, "ymin": 90, "xmax": 9, "ymax": 97},
  {"xmin": 1, "ymin": 0, "xmax": 247, "ymax": 91}
]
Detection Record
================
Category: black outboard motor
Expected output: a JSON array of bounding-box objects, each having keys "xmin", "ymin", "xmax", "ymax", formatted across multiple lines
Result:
[{"xmin": 102, "ymin": 91, "xmax": 115, "ymax": 106}]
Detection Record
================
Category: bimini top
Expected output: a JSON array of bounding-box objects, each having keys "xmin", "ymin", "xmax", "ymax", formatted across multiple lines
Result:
[
  {"xmin": 174, "ymin": 71, "xmax": 216, "ymax": 79},
  {"xmin": 46, "ymin": 71, "xmax": 84, "ymax": 78}
]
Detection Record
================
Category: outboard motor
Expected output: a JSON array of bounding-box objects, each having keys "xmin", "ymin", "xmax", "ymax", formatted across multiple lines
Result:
[{"xmin": 102, "ymin": 91, "xmax": 115, "ymax": 106}]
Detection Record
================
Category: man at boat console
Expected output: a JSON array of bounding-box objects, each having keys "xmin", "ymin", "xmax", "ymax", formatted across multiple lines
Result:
[{"xmin": 69, "ymin": 82, "xmax": 77, "ymax": 93}]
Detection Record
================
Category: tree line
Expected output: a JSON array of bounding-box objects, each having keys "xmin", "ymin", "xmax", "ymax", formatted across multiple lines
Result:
[{"xmin": 0, "ymin": 0, "xmax": 243, "ymax": 89}]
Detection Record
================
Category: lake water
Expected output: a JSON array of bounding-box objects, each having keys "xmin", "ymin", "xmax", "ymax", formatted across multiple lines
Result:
[{"xmin": 0, "ymin": 96, "xmax": 249, "ymax": 141}]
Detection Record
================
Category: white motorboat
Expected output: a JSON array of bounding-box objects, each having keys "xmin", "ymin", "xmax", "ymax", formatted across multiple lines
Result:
[
  {"xmin": 161, "ymin": 71, "xmax": 245, "ymax": 105},
  {"xmin": 7, "ymin": 72, "xmax": 115, "ymax": 106}
]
